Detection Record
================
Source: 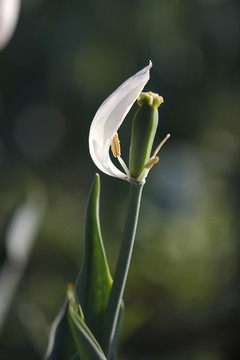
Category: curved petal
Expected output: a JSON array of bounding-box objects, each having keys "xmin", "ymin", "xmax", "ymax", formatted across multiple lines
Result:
[
  {"xmin": 0, "ymin": 0, "xmax": 21, "ymax": 50},
  {"xmin": 89, "ymin": 61, "xmax": 152, "ymax": 179}
]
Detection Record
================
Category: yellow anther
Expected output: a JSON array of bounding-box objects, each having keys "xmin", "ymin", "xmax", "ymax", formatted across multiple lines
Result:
[
  {"xmin": 111, "ymin": 133, "xmax": 121, "ymax": 158},
  {"xmin": 144, "ymin": 156, "xmax": 159, "ymax": 169},
  {"xmin": 152, "ymin": 134, "xmax": 170, "ymax": 158}
]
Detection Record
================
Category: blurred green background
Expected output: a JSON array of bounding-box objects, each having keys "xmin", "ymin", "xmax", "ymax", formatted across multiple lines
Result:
[{"xmin": 0, "ymin": 0, "xmax": 240, "ymax": 359}]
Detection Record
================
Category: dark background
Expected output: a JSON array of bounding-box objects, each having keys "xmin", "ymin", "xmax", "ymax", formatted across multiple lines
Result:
[{"xmin": 0, "ymin": 0, "xmax": 240, "ymax": 359}]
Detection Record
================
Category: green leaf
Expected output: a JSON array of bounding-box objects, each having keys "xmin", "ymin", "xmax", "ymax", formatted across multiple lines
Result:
[
  {"xmin": 44, "ymin": 297, "xmax": 76, "ymax": 360},
  {"xmin": 74, "ymin": 174, "xmax": 113, "ymax": 343},
  {"xmin": 68, "ymin": 292, "xmax": 107, "ymax": 360}
]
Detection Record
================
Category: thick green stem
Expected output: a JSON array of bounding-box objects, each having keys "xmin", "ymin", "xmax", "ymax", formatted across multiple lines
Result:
[{"xmin": 102, "ymin": 181, "xmax": 143, "ymax": 358}]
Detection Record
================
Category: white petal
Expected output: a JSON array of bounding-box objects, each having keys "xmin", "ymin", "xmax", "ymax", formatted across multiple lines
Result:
[
  {"xmin": 0, "ymin": 0, "xmax": 21, "ymax": 51},
  {"xmin": 89, "ymin": 61, "xmax": 152, "ymax": 179}
]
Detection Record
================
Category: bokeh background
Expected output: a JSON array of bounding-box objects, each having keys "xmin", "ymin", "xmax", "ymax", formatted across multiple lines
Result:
[{"xmin": 1, "ymin": 0, "xmax": 240, "ymax": 359}]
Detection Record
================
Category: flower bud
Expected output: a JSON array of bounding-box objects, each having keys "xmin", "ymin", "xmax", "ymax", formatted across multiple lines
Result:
[{"xmin": 129, "ymin": 92, "xmax": 163, "ymax": 179}]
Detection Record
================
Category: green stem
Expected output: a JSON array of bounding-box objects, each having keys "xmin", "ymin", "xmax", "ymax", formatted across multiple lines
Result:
[{"xmin": 102, "ymin": 181, "xmax": 144, "ymax": 358}]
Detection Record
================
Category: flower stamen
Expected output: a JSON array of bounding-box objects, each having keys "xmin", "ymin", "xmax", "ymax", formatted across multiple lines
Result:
[
  {"xmin": 152, "ymin": 134, "xmax": 171, "ymax": 158},
  {"xmin": 111, "ymin": 133, "xmax": 121, "ymax": 158},
  {"xmin": 137, "ymin": 134, "xmax": 171, "ymax": 183},
  {"xmin": 117, "ymin": 156, "xmax": 130, "ymax": 177},
  {"xmin": 111, "ymin": 133, "xmax": 130, "ymax": 177},
  {"xmin": 144, "ymin": 156, "xmax": 159, "ymax": 170}
]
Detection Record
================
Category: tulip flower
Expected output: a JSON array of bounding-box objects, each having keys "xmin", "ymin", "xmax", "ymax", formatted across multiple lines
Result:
[
  {"xmin": 0, "ymin": 0, "xmax": 21, "ymax": 50},
  {"xmin": 45, "ymin": 63, "xmax": 171, "ymax": 360},
  {"xmin": 89, "ymin": 61, "xmax": 170, "ymax": 184},
  {"xmin": 90, "ymin": 63, "xmax": 171, "ymax": 358}
]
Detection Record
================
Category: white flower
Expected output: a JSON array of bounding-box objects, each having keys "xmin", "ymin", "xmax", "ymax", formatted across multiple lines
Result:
[
  {"xmin": 89, "ymin": 61, "xmax": 152, "ymax": 181},
  {"xmin": 89, "ymin": 62, "xmax": 170, "ymax": 183},
  {"xmin": 0, "ymin": 0, "xmax": 21, "ymax": 51}
]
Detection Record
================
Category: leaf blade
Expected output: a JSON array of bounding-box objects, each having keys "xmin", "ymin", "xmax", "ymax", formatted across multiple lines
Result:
[
  {"xmin": 68, "ymin": 298, "xmax": 107, "ymax": 360},
  {"xmin": 44, "ymin": 298, "xmax": 76, "ymax": 360},
  {"xmin": 75, "ymin": 174, "xmax": 113, "ymax": 343}
]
